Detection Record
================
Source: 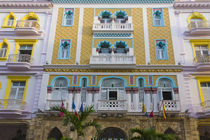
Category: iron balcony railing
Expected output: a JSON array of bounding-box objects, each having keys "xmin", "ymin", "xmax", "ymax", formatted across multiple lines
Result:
[
  {"xmin": 0, "ymin": 99, "xmax": 28, "ymax": 111},
  {"xmin": 195, "ymin": 55, "xmax": 210, "ymax": 63},
  {"xmin": 93, "ymin": 23, "xmax": 133, "ymax": 31},
  {"xmin": 16, "ymin": 20, "xmax": 40, "ymax": 30},
  {"xmin": 188, "ymin": 21, "xmax": 210, "ymax": 30},
  {"xmin": 8, "ymin": 54, "xmax": 32, "ymax": 63}
]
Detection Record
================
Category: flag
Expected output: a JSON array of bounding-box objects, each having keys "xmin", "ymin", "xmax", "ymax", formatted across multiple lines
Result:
[
  {"xmin": 80, "ymin": 103, "xmax": 83, "ymax": 112},
  {"xmin": 60, "ymin": 101, "xmax": 64, "ymax": 117},
  {"xmin": 75, "ymin": 111, "xmax": 79, "ymax": 119},
  {"xmin": 163, "ymin": 102, "xmax": 166, "ymax": 120},
  {"xmin": 142, "ymin": 101, "xmax": 149, "ymax": 117},
  {"xmin": 150, "ymin": 110, "xmax": 154, "ymax": 117},
  {"xmin": 72, "ymin": 102, "xmax": 76, "ymax": 110}
]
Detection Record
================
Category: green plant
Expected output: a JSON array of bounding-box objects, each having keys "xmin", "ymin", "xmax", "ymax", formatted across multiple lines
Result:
[
  {"xmin": 129, "ymin": 128, "xmax": 177, "ymax": 140},
  {"xmin": 50, "ymin": 106, "xmax": 101, "ymax": 139}
]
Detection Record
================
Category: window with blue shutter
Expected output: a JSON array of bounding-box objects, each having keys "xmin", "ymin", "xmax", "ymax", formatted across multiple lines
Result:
[
  {"xmin": 152, "ymin": 8, "xmax": 164, "ymax": 27},
  {"xmin": 58, "ymin": 39, "xmax": 71, "ymax": 59},
  {"xmin": 62, "ymin": 8, "xmax": 74, "ymax": 26},
  {"xmin": 155, "ymin": 39, "xmax": 168, "ymax": 60}
]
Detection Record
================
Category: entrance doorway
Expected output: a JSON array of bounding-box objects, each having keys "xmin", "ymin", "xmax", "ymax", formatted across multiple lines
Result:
[
  {"xmin": 109, "ymin": 91, "xmax": 117, "ymax": 100},
  {"xmin": 98, "ymin": 127, "xmax": 127, "ymax": 140}
]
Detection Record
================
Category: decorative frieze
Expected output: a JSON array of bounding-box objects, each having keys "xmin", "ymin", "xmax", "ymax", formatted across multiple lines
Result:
[{"xmin": 174, "ymin": 1, "xmax": 210, "ymax": 9}]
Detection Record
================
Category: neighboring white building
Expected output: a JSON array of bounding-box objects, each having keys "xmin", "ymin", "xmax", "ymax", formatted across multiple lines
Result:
[{"xmin": 0, "ymin": 0, "xmax": 52, "ymax": 139}]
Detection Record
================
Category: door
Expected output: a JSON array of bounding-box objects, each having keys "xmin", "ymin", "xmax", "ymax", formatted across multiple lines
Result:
[{"xmin": 109, "ymin": 91, "xmax": 117, "ymax": 100}]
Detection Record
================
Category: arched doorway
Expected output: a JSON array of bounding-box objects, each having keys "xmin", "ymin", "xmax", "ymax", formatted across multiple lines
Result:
[
  {"xmin": 47, "ymin": 127, "xmax": 63, "ymax": 140},
  {"xmin": 98, "ymin": 127, "xmax": 127, "ymax": 140}
]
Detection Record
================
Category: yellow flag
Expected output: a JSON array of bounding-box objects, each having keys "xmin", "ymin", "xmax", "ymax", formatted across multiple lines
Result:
[
  {"xmin": 163, "ymin": 102, "xmax": 166, "ymax": 120},
  {"xmin": 142, "ymin": 101, "xmax": 146, "ymax": 113}
]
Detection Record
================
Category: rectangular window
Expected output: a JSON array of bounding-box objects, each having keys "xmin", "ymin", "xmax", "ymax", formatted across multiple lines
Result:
[
  {"xmin": 62, "ymin": 8, "xmax": 74, "ymax": 26},
  {"xmin": 58, "ymin": 39, "xmax": 71, "ymax": 59},
  {"xmin": 9, "ymin": 81, "xmax": 26, "ymax": 100},
  {"xmin": 152, "ymin": 8, "xmax": 164, "ymax": 27},
  {"xmin": 0, "ymin": 44, "xmax": 7, "ymax": 58},
  {"xmin": 155, "ymin": 39, "xmax": 168, "ymax": 60},
  {"xmin": 200, "ymin": 82, "xmax": 210, "ymax": 101}
]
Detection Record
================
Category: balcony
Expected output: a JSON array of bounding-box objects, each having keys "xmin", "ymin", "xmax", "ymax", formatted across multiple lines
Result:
[
  {"xmin": 45, "ymin": 100, "xmax": 68, "ymax": 110},
  {"xmin": 194, "ymin": 56, "xmax": 210, "ymax": 71},
  {"xmin": 14, "ymin": 20, "xmax": 43, "ymax": 35},
  {"xmin": 89, "ymin": 54, "xmax": 136, "ymax": 69},
  {"xmin": 92, "ymin": 23, "xmax": 133, "ymax": 33},
  {"xmin": 0, "ymin": 99, "xmax": 30, "ymax": 117},
  {"xmin": 203, "ymin": 100, "xmax": 210, "ymax": 110},
  {"xmin": 98, "ymin": 100, "xmax": 127, "ymax": 114},
  {"xmin": 185, "ymin": 21, "xmax": 210, "ymax": 36},
  {"xmin": 159, "ymin": 100, "xmax": 180, "ymax": 112},
  {"xmin": 6, "ymin": 54, "xmax": 32, "ymax": 71}
]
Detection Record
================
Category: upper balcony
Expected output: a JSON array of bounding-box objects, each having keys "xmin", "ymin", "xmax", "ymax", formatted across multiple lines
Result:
[
  {"xmin": 159, "ymin": 100, "xmax": 180, "ymax": 112},
  {"xmin": 194, "ymin": 55, "xmax": 210, "ymax": 71},
  {"xmin": 0, "ymin": 99, "xmax": 30, "ymax": 117},
  {"xmin": 6, "ymin": 54, "xmax": 33, "ymax": 71},
  {"xmin": 98, "ymin": 100, "xmax": 127, "ymax": 114},
  {"xmin": 185, "ymin": 21, "xmax": 210, "ymax": 36},
  {"xmin": 92, "ymin": 23, "xmax": 133, "ymax": 33},
  {"xmin": 15, "ymin": 20, "xmax": 43, "ymax": 36},
  {"xmin": 90, "ymin": 53, "xmax": 136, "ymax": 69}
]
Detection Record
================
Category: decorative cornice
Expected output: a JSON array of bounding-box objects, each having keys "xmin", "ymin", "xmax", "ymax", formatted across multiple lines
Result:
[
  {"xmin": 0, "ymin": 1, "xmax": 52, "ymax": 9},
  {"xmin": 174, "ymin": 1, "xmax": 210, "ymax": 9},
  {"xmin": 44, "ymin": 64, "xmax": 182, "ymax": 72},
  {"xmin": 52, "ymin": 0, "xmax": 174, "ymax": 4}
]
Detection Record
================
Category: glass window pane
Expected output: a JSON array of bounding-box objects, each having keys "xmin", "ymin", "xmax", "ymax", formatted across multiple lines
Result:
[
  {"xmin": 9, "ymin": 88, "xmax": 17, "ymax": 99},
  {"xmin": 17, "ymin": 88, "xmax": 24, "ymax": 99},
  {"xmin": 201, "ymin": 82, "xmax": 207, "ymax": 87}
]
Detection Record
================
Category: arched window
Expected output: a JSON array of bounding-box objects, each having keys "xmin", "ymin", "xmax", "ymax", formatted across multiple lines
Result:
[
  {"xmin": 52, "ymin": 77, "xmax": 68, "ymax": 100},
  {"xmin": 47, "ymin": 127, "xmax": 63, "ymax": 140},
  {"xmin": 187, "ymin": 12, "xmax": 207, "ymax": 29},
  {"xmin": 164, "ymin": 128, "xmax": 176, "ymax": 135},
  {"xmin": 2, "ymin": 12, "xmax": 17, "ymax": 28},
  {"xmin": 138, "ymin": 78, "xmax": 144, "ymax": 102},
  {"xmin": 113, "ymin": 41, "xmax": 129, "ymax": 54},
  {"xmin": 0, "ymin": 43, "xmax": 7, "ymax": 58},
  {"xmin": 158, "ymin": 78, "xmax": 173, "ymax": 100},
  {"xmin": 98, "ymin": 127, "xmax": 127, "ymax": 140},
  {"xmin": 114, "ymin": 10, "xmax": 128, "ymax": 24},
  {"xmin": 97, "ymin": 41, "xmax": 112, "ymax": 54},
  {"xmin": 101, "ymin": 78, "xmax": 125, "ymax": 100},
  {"xmin": 81, "ymin": 78, "xmax": 88, "ymax": 103},
  {"xmin": 0, "ymin": 39, "xmax": 10, "ymax": 60},
  {"xmin": 58, "ymin": 40, "xmax": 71, "ymax": 59}
]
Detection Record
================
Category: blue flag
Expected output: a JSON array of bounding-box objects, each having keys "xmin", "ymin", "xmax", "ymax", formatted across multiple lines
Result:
[
  {"xmin": 72, "ymin": 102, "xmax": 76, "ymax": 110},
  {"xmin": 80, "ymin": 103, "xmax": 83, "ymax": 112}
]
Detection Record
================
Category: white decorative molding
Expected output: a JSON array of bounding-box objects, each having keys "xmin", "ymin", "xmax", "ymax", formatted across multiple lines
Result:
[{"xmin": 174, "ymin": 1, "xmax": 210, "ymax": 9}]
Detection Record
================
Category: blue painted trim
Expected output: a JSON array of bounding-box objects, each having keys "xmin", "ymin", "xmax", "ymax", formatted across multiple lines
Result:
[
  {"xmin": 91, "ymin": 75, "xmax": 97, "ymax": 85},
  {"xmin": 129, "ymin": 75, "xmax": 134, "ymax": 85},
  {"xmin": 72, "ymin": 75, "xmax": 78, "ymax": 85},
  {"xmin": 52, "ymin": 0, "xmax": 174, "ymax": 4},
  {"xmin": 148, "ymin": 75, "xmax": 153, "ymax": 85},
  {"xmin": 98, "ymin": 76, "xmax": 127, "ymax": 87},
  {"xmin": 51, "ymin": 76, "xmax": 70, "ymax": 87},
  {"xmin": 155, "ymin": 39, "xmax": 168, "ymax": 60},
  {"xmin": 62, "ymin": 8, "xmax": 75, "ymax": 27},
  {"xmin": 136, "ymin": 77, "xmax": 146, "ymax": 87},
  {"xmin": 58, "ymin": 39, "xmax": 71, "ymax": 60},
  {"xmin": 80, "ymin": 76, "xmax": 89, "ymax": 87},
  {"xmin": 155, "ymin": 76, "xmax": 176, "ymax": 88},
  {"xmin": 152, "ymin": 8, "xmax": 164, "ymax": 27}
]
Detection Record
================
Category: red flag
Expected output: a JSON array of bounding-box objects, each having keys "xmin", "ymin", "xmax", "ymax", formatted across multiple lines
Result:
[
  {"xmin": 60, "ymin": 101, "xmax": 65, "ymax": 117},
  {"xmin": 75, "ymin": 111, "xmax": 79, "ymax": 119},
  {"xmin": 150, "ymin": 110, "xmax": 154, "ymax": 117}
]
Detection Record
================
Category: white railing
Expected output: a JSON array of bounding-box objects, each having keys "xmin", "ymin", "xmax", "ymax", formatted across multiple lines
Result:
[
  {"xmin": 195, "ymin": 55, "xmax": 210, "ymax": 63},
  {"xmin": 16, "ymin": 20, "xmax": 40, "ymax": 30},
  {"xmin": 203, "ymin": 100, "xmax": 210, "ymax": 109},
  {"xmin": 188, "ymin": 21, "xmax": 210, "ymax": 30},
  {"xmin": 159, "ymin": 100, "xmax": 180, "ymax": 111},
  {"xmin": 46, "ymin": 100, "xmax": 68, "ymax": 110},
  {"xmin": 130, "ymin": 102, "xmax": 143, "ymax": 112},
  {"xmin": 8, "ymin": 54, "xmax": 32, "ymax": 63},
  {"xmin": 98, "ymin": 100, "xmax": 127, "ymax": 111},
  {"xmin": 93, "ymin": 23, "xmax": 133, "ymax": 31},
  {"xmin": 90, "ymin": 54, "xmax": 136, "ymax": 65},
  {"xmin": 0, "ymin": 99, "xmax": 28, "ymax": 111}
]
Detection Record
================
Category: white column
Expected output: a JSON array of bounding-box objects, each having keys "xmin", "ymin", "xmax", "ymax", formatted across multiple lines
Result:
[
  {"xmin": 127, "ymin": 93, "xmax": 131, "ymax": 112},
  {"xmin": 68, "ymin": 93, "xmax": 73, "ymax": 111},
  {"xmin": 75, "ymin": 8, "xmax": 84, "ymax": 64},
  {"xmin": 87, "ymin": 93, "xmax": 92, "ymax": 106},
  {"xmin": 143, "ymin": 7, "xmax": 150, "ymax": 64},
  {"xmin": 144, "ymin": 92, "xmax": 151, "ymax": 112},
  {"xmin": 94, "ymin": 93, "xmax": 99, "ymax": 111},
  {"xmin": 153, "ymin": 93, "xmax": 159, "ymax": 112},
  {"xmin": 75, "ymin": 92, "xmax": 81, "ymax": 112},
  {"xmin": 133, "ymin": 93, "xmax": 139, "ymax": 111}
]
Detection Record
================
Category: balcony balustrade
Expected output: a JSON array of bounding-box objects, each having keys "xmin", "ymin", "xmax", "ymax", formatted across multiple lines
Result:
[
  {"xmin": 195, "ymin": 55, "xmax": 210, "ymax": 63},
  {"xmin": 0, "ymin": 99, "xmax": 30, "ymax": 116},
  {"xmin": 92, "ymin": 23, "xmax": 133, "ymax": 32},
  {"xmin": 45, "ymin": 100, "xmax": 68, "ymax": 110},
  {"xmin": 15, "ymin": 20, "xmax": 43, "ymax": 35},
  {"xmin": 185, "ymin": 21, "xmax": 210, "ymax": 35},
  {"xmin": 159, "ymin": 100, "xmax": 180, "ymax": 112},
  {"xmin": 203, "ymin": 100, "xmax": 210, "ymax": 110},
  {"xmin": 89, "ymin": 54, "xmax": 136, "ymax": 69},
  {"xmin": 98, "ymin": 100, "xmax": 127, "ymax": 112},
  {"xmin": 6, "ymin": 54, "xmax": 32, "ymax": 70}
]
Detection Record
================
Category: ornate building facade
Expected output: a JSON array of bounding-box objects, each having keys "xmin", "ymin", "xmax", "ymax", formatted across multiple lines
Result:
[{"xmin": 0, "ymin": 0, "xmax": 209, "ymax": 140}]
